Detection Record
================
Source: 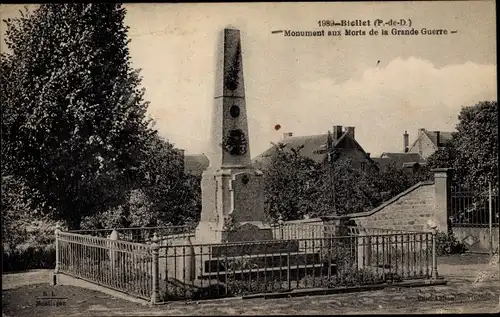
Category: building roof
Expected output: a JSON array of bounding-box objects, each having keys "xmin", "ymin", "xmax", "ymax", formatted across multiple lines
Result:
[
  {"xmin": 424, "ymin": 130, "xmax": 454, "ymax": 147},
  {"xmin": 253, "ymin": 130, "xmax": 376, "ymax": 170},
  {"xmin": 184, "ymin": 154, "xmax": 209, "ymax": 176},
  {"xmin": 378, "ymin": 152, "xmax": 427, "ymax": 170},
  {"xmin": 371, "ymin": 157, "xmax": 391, "ymax": 171},
  {"xmin": 253, "ymin": 134, "xmax": 329, "ymax": 167},
  {"xmin": 408, "ymin": 129, "xmax": 454, "ymax": 152}
]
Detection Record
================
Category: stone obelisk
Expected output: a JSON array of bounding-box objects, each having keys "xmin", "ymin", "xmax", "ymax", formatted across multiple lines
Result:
[{"xmin": 195, "ymin": 28, "xmax": 271, "ymax": 244}]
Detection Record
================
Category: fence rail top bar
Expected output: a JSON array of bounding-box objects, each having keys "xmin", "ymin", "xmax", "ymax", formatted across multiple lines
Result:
[
  {"xmin": 67, "ymin": 225, "xmax": 194, "ymax": 233},
  {"xmin": 156, "ymin": 231, "xmax": 432, "ymax": 249},
  {"xmin": 361, "ymin": 227, "xmax": 424, "ymax": 233},
  {"xmin": 59, "ymin": 231, "xmax": 153, "ymax": 248}
]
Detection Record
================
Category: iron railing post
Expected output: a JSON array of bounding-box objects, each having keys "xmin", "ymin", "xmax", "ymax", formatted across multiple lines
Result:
[
  {"xmin": 150, "ymin": 233, "xmax": 160, "ymax": 304},
  {"xmin": 55, "ymin": 224, "xmax": 60, "ymax": 274},
  {"xmin": 287, "ymin": 241, "xmax": 291, "ymax": 291},
  {"xmin": 489, "ymin": 181, "xmax": 493, "ymax": 255},
  {"xmin": 431, "ymin": 228, "xmax": 438, "ymax": 279},
  {"xmin": 278, "ymin": 216, "xmax": 284, "ymax": 240}
]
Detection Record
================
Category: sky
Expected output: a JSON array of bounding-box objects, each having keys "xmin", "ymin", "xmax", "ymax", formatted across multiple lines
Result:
[{"xmin": 1, "ymin": 1, "xmax": 497, "ymax": 157}]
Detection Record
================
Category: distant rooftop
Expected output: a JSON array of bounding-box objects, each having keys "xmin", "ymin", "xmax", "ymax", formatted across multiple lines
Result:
[
  {"xmin": 377, "ymin": 152, "xmax": 427, "ymax": 170},
  {"xmin": 252, "ymin": 134, "xmax": 329, "ymax": 167},
  {"xmin": 184, "ymin": 154, "xmax": 209, "ymax": 176},
  {"xmin": 423, "ymin": 130, "xmax": 454, "ymax": 147}
]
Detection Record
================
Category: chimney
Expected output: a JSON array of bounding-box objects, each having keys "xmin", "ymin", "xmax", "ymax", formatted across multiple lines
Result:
[
  {"xmin": 403, "ymin": 130, "xmax": 409, "ymax": 153},
  {"xmin": 346, "ymin": 126, "xmax": 355, "ymax": 139},
  {"xmin": 332, "ymin": 125, "xmax": 343, "ymax": 140},
  {"xmin": 435, "ymin": 131, "xmax": 441, "ymax": 146},
  {"xmin": 366, "ymin": 152, "xmax": 371, "ymax": 158},
  {"xmin": 282, "ymin": 132, "xmax": 293, "ymax": 140}
]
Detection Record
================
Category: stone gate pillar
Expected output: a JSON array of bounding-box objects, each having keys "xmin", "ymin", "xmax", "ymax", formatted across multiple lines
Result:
[{"xmin": 432, "ymin": 168, "xmax": 453, "ymax": 233}]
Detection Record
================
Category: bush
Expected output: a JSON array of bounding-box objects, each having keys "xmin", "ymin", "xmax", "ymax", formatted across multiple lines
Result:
[
  {"xmin": 2, "ymin": 214, "xmax": 65, "ymax": 272},
  {"xmin": 435, "ymin": 232, "xmax": 467, "ymax": 256},
  {"xmin": 3, "ymin": 243, "xmax": 56, "ymax": 272},
  {"xmin": 2, "ymin": 174, "xmax": 65, "ymax": 271}
]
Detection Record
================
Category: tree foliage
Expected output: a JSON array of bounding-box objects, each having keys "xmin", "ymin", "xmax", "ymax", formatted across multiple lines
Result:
[
  {"xmin": 426, "ymin": 139, "xmax": 457, "ymax": 170},
  {"xmin": 79, "ymin": 133, "xmax": 202, "ymax": 229},
  {"xmin": 263, "ymin": 144, "xmax": 383, "ymax": 221},
  {"xmin": 367, "ymin": 161, "xmax": 431, "ymax": 202},
  {"xmin": 427, "ymin": 101, "xmax": 498, "ymax": 191},
  {"xmin": 1, "ymin": 4, "xmax": 200, "ymax": 230},
  {"xmin": 133, "ymin": 134, "xmax": 201, "ymax": 227},
  {"xmin": 327, "ymin": 157, "xmax": 381, "ymax": 216},
  {"xmin": 264, "ymin": 144, "xmax": 326, "ymax": 221},
  {"xmin": 453, "ymin": 101, "xmax": 498, "ymax": 190},
  {"xmin": 263, "ymin": 143, "xmax": 437, "ymax": 221}
]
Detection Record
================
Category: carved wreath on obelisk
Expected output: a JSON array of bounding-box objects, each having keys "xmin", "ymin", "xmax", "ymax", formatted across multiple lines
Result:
[
  {"xmin": 225, "ymin": 41, "xmax": 242, "ymax": 91},
  {"xmin": 223, "ymin": 129, "xmax": 248, "ymax": 156}
]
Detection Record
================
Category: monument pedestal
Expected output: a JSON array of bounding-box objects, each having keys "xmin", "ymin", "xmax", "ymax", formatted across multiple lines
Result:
[{"xmin": 195, "ymin": 167, "xmax": 273, "ymax": 245}]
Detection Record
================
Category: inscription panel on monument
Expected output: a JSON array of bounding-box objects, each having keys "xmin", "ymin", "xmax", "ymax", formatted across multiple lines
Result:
[
  {"xmin": 225, "ymin": 222, "xmax": 273, "ymax": 243},
  {"xmin": 230, "ymin": 172, "xmax": 266, "ymax": 223}
]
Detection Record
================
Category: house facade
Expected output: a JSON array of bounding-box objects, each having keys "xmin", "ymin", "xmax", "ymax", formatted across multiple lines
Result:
[
  {"xmin": 373, "ymin": 128, "xmax": 453, "ymax": 174},
  {"xmin": 407, "ymin": 128, "xmax": 454, "ymax": 159}
]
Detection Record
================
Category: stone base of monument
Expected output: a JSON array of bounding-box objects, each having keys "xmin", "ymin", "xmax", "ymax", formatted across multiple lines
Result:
[
  {"xmin": 198, "ymin": 241, "xmax": 336, "ymax": 282},
  {"xmin": 160, "ymin": 222, "xmax": 338, "ymax": 300},
  {"xmin": 223, "ymin": 222, "xmax": 274, "ymax": 242},
  {"xmin": 160, "ymin": 237, "xmax": 196, "ymax": 281},
  {"xmin": 195, "ymin": 221, "xmax": 274, "ymax": 245},
  {"xmin": 161, "ymin": 231, "xmax": 338, "ymax": 296}
]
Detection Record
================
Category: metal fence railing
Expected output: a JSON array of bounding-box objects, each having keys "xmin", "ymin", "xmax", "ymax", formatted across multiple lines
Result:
[
  {"xmin": 69, "ymin": 225, "xmax": 195, "ymax": 243},
  {"xmin": 450, "ymin": 186, "xmax": 499, "ymax": 228},
  {"xmin": 157, "ymin": 231, "xmax": 435, "ymax": 302},
  {"xmin": 269, "ymin": 221, "xmax": 419, "ymax": 242},
  {"xmin": 56, "ymin": 231, "xmax": 153, "ymax": 301},
  {"xmin": 360, "ymin": 227, "xmax": 420, "ymax": 235},
  {"xmin": 56, "ymin": 227, "xmax": 438, "ymax": 304},
  {"xmin": 271, "ymin": 222, "xmax": 336, "ymax": 240}
]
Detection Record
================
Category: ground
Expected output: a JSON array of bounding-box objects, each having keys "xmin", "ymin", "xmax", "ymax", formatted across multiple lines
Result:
[{"xmin": 3, "ymin": 254, "xmax": 499, "ymax": 316}]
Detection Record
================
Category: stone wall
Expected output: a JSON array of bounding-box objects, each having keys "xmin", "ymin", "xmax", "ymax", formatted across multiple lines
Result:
[
  {"xmin": 452, "ymin": 227, "xmax": 499, "ymax": 253},
  {"xmin": 330, "ymin": 169, "xmax": 453, "ymax": 234},
  {"xmin": 354, "ymin": 181, "xmax": 436, "ymax": 232},
  {"xmin": 338, "ymin": 168, "xmax": 497, "ymax": 253}
]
